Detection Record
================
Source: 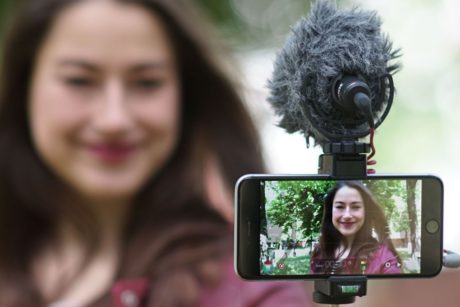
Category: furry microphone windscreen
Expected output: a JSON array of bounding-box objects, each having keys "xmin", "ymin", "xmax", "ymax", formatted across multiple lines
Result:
[{"xmin": 267, "ymin": 0, "xmax": 401, "ymax": 147}]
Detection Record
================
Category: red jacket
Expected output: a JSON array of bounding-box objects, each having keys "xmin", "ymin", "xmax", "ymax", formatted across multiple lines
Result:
[{"xmin": 111, "ymin": 258, "xmax": 312, "ymax": 307}]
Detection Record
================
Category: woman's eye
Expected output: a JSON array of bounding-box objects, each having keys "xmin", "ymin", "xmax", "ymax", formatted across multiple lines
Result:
[
  {"xmin": 133, "ymin": 79, "xmax": 164, "ymax": 89},
  {"xmin": 63, "ymin": 77, "xmax": 95, "ymax": 87}
]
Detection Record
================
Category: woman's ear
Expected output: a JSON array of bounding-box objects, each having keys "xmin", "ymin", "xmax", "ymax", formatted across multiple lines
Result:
[{"xmin": 203, "ymin": 154, "xmax": 233, "ymax": 223}]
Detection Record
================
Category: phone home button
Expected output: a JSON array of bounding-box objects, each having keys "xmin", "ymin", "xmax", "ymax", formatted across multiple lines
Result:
[{"xmin": 425, "ymin": 219, "xmax": 439, "ymax": 234}]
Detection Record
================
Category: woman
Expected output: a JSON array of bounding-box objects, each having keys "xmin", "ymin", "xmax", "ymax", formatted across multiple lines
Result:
[
  {"xmin": 310, "ymin": 181, "xmax": 401, "ymax": 275},
  {"xmin": 0, "ymin": 0, "xmax": 309, "ymax": 306}
]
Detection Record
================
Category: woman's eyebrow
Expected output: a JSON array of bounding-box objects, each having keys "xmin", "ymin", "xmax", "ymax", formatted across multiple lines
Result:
[
  {"xmin": 333, "ymin": 201, "xmax": 363, "ymax": 205},
  {"xmin": 57, "ymin": 59, "xmax": 99, "ymax": 71},
  {"xmin": 128, "ymin": 62, "xmax": 169, "ymax": 73},
  {"xmin": 56, "ymin": 60, "xmax": 169, "ymax": 72}
]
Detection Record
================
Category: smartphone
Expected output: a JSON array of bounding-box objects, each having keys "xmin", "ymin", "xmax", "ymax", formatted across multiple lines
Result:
[{"xmin": 235, "ymin": 174, "xmax": 443, "ymax": 279}]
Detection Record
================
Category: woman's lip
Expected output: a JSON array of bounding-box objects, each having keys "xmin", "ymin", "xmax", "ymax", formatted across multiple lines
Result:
[
  {"xmin": 340, "ymin": 221, "xmax": 356, "ymax": 228},
  {"xmin": 86, "ymin": 143, "xmax": 137, "ymax": 162}
]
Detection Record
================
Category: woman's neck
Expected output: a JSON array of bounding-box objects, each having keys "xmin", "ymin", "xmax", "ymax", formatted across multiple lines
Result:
[
  {"xmin": 337, "ymin": 240, "xmax": 353, "ymax": 259},
  {"xmin": 33, "ymin": 196, "xmax": 132, "ymax": 305},
  {"xmin": 82, "ymin": 197, "xmax": 131, "ymax": 244}
]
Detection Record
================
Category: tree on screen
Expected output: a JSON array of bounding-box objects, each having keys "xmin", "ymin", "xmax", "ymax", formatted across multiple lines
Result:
[
  {"xmin": 265, "ymin": 180, "xmax": 335, "ymax": 244},
  {"xmin": 406, "ymin": 179, "xmax": 419, "ymax": 256},
  {"xmin": 365, "ymin": 179, "xmax": 420, "ymax": 255}
]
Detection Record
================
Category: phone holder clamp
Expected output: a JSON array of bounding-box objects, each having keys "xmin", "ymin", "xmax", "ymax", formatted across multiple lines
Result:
[
  {"xmin": 313, "ymin": 276, "xmax": 367, "ymax": 305},
  {"xmin": 314, "ymin": 141, "xmax": 370, "ymax": 305},
  {"xmin": 318, "ymin": 141, "xmax": 370, "ymax": 177}
]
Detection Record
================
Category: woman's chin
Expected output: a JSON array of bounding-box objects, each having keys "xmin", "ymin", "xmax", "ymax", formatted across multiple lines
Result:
[
  {"xmin": 66, "ymin": 170, "xmax": 150, "ymax": 205},
  {"xmin": 339, "ymin": 229, "xmax": 358, "ymax": 238},
  {"xmin": 73, "ymin": 183, "xmax": 139, "ymax": 206}
]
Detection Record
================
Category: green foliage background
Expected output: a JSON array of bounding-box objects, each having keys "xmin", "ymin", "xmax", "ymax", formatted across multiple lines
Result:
[
  {"xmin": 0, "ymin": 0, "xmax": 12, "ymax": 36},
  {"xmin": 265, "ymin": 180, "xmax": 334, "ymax": 241},
  {"xmin": 264, "ymin": 180, "xmax": 417, "ymax": 242}
]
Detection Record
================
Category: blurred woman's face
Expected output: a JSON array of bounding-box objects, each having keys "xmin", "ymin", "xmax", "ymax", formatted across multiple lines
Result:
[
  {"xmin": 332, "ymin": 186, "xmax": 365, "ymax": 241},
  {"xmin": 29, "ymin": 1, "xmax": 181, "ymax": 204}
]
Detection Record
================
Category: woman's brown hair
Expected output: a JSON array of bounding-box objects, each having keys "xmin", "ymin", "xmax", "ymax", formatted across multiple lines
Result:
[{"xmin": 0, "ymin": 0, "xmax": 264, "ymax": 305}]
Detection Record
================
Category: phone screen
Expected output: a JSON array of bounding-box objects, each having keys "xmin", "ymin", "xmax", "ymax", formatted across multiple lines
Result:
[{"xmin": 235, "ymin": 175, "xmax": 443, "ymax": 279}]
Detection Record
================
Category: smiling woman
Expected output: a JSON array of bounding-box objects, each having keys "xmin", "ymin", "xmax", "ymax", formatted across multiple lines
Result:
[
  {"xmin": 310, "ymin": 181, "xmax": 401, "ymax": 275},
  {"xmin": 331, "ymin": 186, "xmax": 366, "ymax": 247},
  {"xmin": 0, "ymin": 0, "xmax": 310, "ymax": 306},
  {"xmin": 29, "ymin": 1, "xmax": 181, "ymax": 204}
]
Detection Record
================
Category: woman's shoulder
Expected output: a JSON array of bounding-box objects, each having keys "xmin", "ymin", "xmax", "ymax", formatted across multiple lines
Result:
[
  {"xmin": 366, "ymin": 243, "xmax": 401, "ymax": 274},
  {"xmin": 198, "ymin": 257, "xmax": 312, "ymax": 307},
  {"xmin": 374, "ymin": 243, "xmax": 396, "ymax": 257},
  {"xmin": 366, "ymin": 243, "xmax": 397, "ymax": 263}
]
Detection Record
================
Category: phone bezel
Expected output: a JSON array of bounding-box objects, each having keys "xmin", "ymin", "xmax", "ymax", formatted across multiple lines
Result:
[{"xmin": 235, "ymin": 174, "xmax": 443, "ymax": 280}]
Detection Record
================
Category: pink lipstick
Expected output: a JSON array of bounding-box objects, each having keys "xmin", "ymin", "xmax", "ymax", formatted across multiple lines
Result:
[{"xmin": 87, "ymin": 143, "xmax": 136, "ymax": 163}]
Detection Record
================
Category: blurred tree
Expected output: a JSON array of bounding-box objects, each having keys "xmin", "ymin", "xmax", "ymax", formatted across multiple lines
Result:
[
  {"xmin": 0, "ymin": 0, "xmax": 12, "ymax": 17},
  {"xmin": 194, "ymin": 0, "xmax": 315, "ymax": 49},
  {"xmin": 0, "ymin": 0, "xmax": 13, "ymax": 39},
  {"xmin": 194, "ymin": 0, "xmax": 246, "ymax": 44},
  {"xmin": 0, "ymin": 0, "xmax": 11, "ymax": 15}
]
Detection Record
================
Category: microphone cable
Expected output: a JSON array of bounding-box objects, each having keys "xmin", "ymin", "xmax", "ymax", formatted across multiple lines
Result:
[{"xmin": 367, "ymin": 128, "xmax": 377, "ymax": 174}]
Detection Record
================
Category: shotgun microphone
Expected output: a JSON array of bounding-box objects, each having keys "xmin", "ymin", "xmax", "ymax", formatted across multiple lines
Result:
[{"xmin": 267, "ymin": 0, "xmax": 401, "ymax": 147}]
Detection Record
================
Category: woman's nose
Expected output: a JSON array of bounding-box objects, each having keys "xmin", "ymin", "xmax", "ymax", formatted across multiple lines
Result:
[
  {"xmin": 93, "ymin": 81, "xmax": 133, "ymax": 134},
  {"xmin": 343, "ymin": 207, "xmax": 353, "ymax": 218}
]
